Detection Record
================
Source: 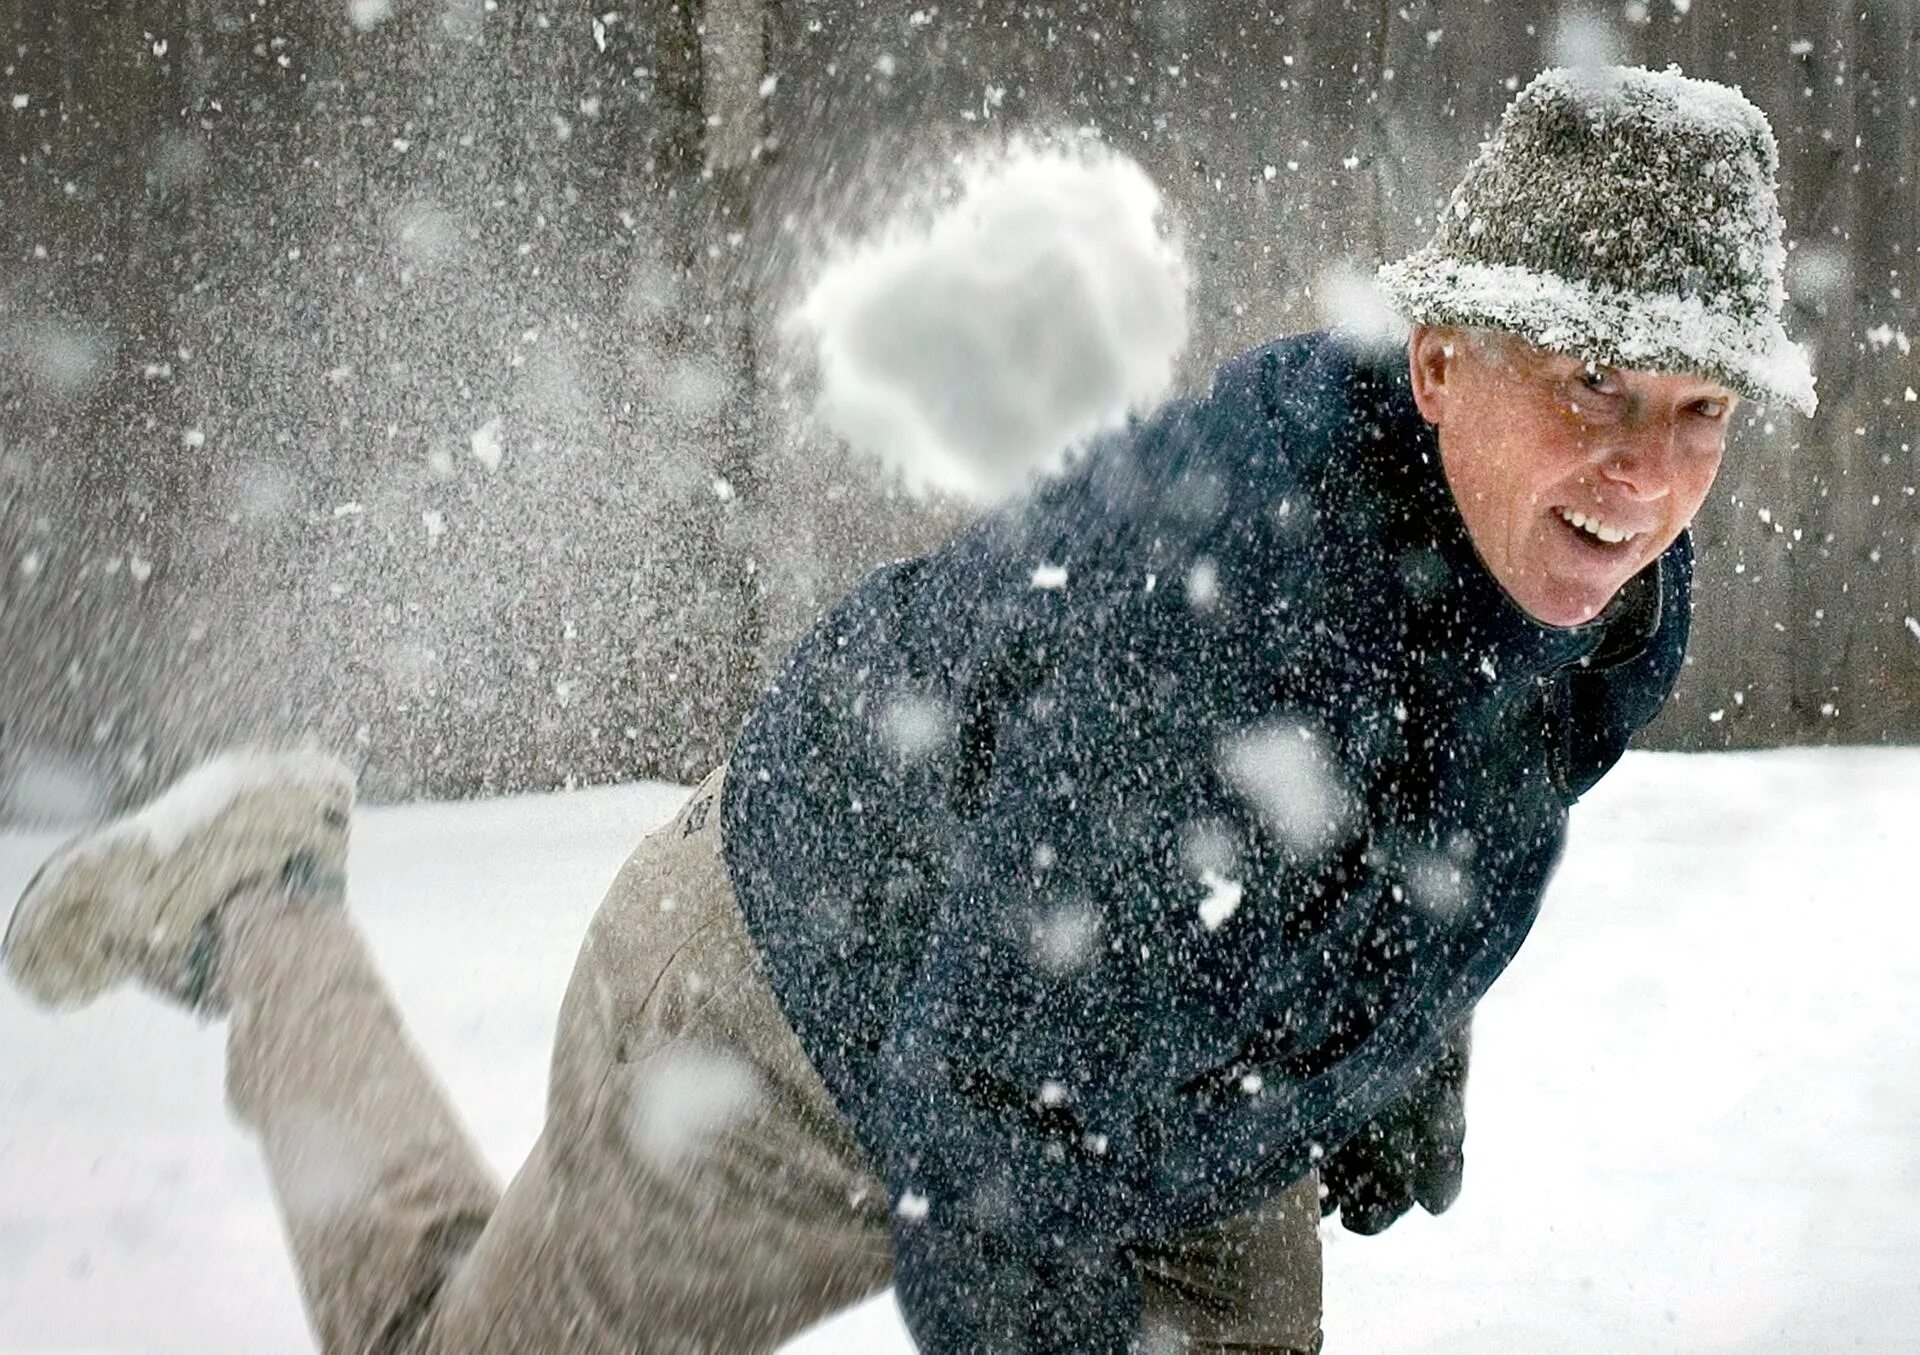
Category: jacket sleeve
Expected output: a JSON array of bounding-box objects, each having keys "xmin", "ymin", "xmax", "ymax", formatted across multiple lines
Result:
[
  {"xmin": 1318, "ymin": 1017, "xmax": 1471, "ymax": 1234},
  {"xmin": 879, "ymin": 687, "xmax": 1159, "ymax": 1355},
  {"xmin": 873, "ymin": 542, "xmax": 1248, "ymax": 1354},
  {"xmin": 876, "ymin": 367, "xmax": 1303, "ymax": 1352}
]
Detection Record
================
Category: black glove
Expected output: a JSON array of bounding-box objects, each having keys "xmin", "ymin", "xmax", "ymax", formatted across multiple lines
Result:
[{"xmin": 1319, "ymin": 1021, "xmax": 1470, "ymax": 1235}]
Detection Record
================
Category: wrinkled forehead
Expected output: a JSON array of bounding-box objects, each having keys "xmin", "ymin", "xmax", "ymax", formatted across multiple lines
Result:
[{"xmin": 1460, "ymin": 325, "xmax": 1736, "ymax": 395}]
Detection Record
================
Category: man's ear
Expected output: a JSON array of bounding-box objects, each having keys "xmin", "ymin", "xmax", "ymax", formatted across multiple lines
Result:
[{"xmin": 1407, "ymin": 324, "xmax": 1458, "ymax": 428}]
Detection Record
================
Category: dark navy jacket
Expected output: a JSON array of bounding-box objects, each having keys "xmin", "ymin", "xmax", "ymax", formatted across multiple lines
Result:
[{"xmin": 721, "ymin": 331, "xmax": 1689, "ymax": 1352}]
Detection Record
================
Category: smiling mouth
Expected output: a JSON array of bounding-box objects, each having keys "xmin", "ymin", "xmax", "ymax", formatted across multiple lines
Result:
[{"xmin": 1553, "ymin": 506, "xmax": 1641, "ymax": 548}]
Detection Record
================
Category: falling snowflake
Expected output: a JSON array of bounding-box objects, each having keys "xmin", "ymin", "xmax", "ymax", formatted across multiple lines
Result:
[{"xmin": 470, "ymin": 417, "xmax": 504, "ymax": 472}]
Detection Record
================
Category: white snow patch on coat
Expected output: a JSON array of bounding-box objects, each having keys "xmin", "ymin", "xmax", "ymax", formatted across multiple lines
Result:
[
  {"xmin": 1196, "ymin": 869, "xmax": 1243, "ymax": 930},
  {"xmin": 1218, "ymin": 720, "xmax": 1353, "ymax": 861}
]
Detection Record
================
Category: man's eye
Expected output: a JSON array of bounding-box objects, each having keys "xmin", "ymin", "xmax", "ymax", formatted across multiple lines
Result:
[
  {"xmin": 1579, "ymin": 365, "xmax": 1621, "ymax": 394},
  {"xmin": 1692, "ymin": 397, "xmax": 1730, "ymax": 419}
]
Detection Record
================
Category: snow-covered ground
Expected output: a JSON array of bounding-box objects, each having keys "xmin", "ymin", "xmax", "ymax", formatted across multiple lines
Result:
[{"xmin": 1, "ymin": 748, "xmax": 1915, "ymax": 1353}]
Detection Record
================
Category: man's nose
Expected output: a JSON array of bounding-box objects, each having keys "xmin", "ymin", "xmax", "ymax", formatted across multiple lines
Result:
[{"xmin": 1597, "ymin": 422, "xmax": 1678, "ymax": 502}]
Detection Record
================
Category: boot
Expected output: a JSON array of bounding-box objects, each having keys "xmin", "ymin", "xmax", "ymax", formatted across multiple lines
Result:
[{"xmin": 3, "ymin": 747, "xmax": 355, "ymax": 1012}]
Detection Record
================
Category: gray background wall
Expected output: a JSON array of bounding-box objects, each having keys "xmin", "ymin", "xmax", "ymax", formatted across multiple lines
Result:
[{"xmin": 2, "ymin": 0, "xmax": 1914, "ymax": 819}]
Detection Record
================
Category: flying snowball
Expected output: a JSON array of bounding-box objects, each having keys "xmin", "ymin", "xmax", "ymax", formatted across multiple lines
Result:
[{"xmin": 791, "ymin": 139, "xmax": 1190, "ymax": 504}]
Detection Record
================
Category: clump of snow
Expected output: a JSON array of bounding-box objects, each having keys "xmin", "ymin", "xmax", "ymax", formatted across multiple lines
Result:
[
  {"xmin": 440, "ymin": 0, "xmax": 485, "ymax": 42},
  {"xmin": 1185, "ymin": 557, "xmax": 1220, "ymax": 611},
  {"xmin": 228, "ymin": 462, "xmax": 299, "ymax": 525},
  {"xmin": 14, "ymin": 321, "xmax": 109, "ymax": 397},
  {"xmin": 388, "ymin": 198, "xmax": 458, "ymax": 270},
  {"xmin": 1786, "ymin": 241, "xmax": 1850, "ymax": 312},
  {"xmin": 469, "ymin": 417, "xmax": 504, "ymax": 472},
  {"xmin": 77, "ymin": 748, "xmax": 353, "ymax": 857},
  {"xmin": 790, "ymin": 138, "xmax": 1189, "ymax": 503},
  {"xmin": 1196, "ymin": 869, "xmax": 1243, "ymax": 931},
  {"xmin": 1864, "ymin": 324, "xmax": 1911, "ymax": 355},
  {"xmin": 664, "ymin": 355, "xmax": 729, "ymax": 418},
  {"xmin": 1551, "ymin": 10, "xmax": 1626, "ymax": 70},
  {"xmin": 1180, "ymin": 818, "xmax": 1240, "ymax": 879},
  {"xmin": 878, "ymin": 692, "xmax": 951, "ymax": 763},
  {"xmin": 272, "ymin": 1108, "xmax": 374, "ymax": 1220},
  {"xmin": 1399, "ymin": 847, "xmax": 1472, "ymax": 922},
  {"xmin": 347, "ymin": 0, "xmax": 394, "ymax": 33},
  {"xmin": 624, "ymin": 1045, "xmax": 762, "ymax": 1168},
  {"xmin": 1218, "ymin": 719, "xmax": 1352, "ymax": 861},
  {"xmin": 1029, "ymin": 898, "xmax": 1100, "ymax": 974},
  {"xmin": 1315, "ymin": 264, "xmax": 1410, "ymax": 353},
  {"xmin": 383, "ymin": 641, "xmax": 440, "ymax": 695}
]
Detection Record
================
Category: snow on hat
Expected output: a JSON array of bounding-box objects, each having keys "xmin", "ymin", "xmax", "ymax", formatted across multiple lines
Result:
[{"xmin": 1378, "ymin": 65, "xmax": 1817, "ymax": 415}]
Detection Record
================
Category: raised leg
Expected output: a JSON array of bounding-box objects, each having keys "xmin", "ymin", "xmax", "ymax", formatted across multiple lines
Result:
[
  {"xmin": 217, "ymin": 891, "xmax": 499, "ymax": 1355},
  {"xmin": 414, "ymin": 765, "xmax": 896, "ymax": 1354},
  {"xmin": 3, "ymin": 748, "xmax": 498, "ymax": 1355}
]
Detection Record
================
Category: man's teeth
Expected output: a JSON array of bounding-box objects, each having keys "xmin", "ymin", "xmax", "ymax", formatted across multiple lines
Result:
[{"xmin": 1557, "ymin": 508, "xmax": 1636, "ymax": 545}]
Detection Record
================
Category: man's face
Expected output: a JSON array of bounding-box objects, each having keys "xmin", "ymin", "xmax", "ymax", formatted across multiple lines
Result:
[{"xmin": 1407, "ymin": 325, "xmax": 1738, "ymax": 627}]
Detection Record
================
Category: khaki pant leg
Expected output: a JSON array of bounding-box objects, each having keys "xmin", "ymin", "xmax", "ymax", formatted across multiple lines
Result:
[
  {"xmin": 221, "ymin": 894, "xmax": 501, "ymax": 1355},
  {"xmin": 1135, "ymin": 1174, "xmax": 1325, "ymax": 1355},
  {"xmin": 421, "ymin": 766, "xmax": 895, "ymax": 1355}
]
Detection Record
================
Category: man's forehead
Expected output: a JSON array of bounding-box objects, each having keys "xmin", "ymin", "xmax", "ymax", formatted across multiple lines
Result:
[{"xmin": 1465, "ymin": 327, "xmax": 1735, "ymax": 394}]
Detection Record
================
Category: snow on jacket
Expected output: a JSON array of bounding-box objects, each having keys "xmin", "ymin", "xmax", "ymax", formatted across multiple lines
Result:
[{"xmin": 721, "ymin": 330, "xmax": 1690, "ymax": 1352}]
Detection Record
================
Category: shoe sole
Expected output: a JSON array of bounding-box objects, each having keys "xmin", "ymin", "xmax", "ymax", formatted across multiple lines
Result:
[{"xmin": 2, "ymin": 749, "xmax": 354, "ymax": 1010}]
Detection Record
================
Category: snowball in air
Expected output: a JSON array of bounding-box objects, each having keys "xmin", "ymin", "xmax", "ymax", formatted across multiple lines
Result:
[
  {"xmin": 791, "ymin": 140, "xmax": 1189, "ymax": 504},
  {"xmin": 348, "ymin": 0, "xmax": 394, "ymax": 31},
  {"xmin": 879, "ymin": 692, "xmax": 952, "ymax": 763}
]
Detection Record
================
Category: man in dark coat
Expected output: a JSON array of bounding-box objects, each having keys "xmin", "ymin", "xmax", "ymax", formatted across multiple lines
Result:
[
  {"xmin": 5, "ymin": 66, "xmax": 1813, "ymax": 1355},
  {"xmin": 718, "ymin": 63, "xmax": 1814, "ymax": 1351},
  {"xmin": 722, "ymin": 323, "xmax": 1699, "ymax": 1351}
]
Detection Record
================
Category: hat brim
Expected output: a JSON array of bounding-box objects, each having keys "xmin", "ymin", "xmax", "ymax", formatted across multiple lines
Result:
[{"xmin": 1378, "ymin": 250, "xmax": 1817, "ymax": 416}]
